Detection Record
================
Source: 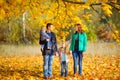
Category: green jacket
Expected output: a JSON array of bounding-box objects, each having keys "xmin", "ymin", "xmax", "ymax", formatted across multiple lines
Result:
[{"xmin": 69, "ymin": 32, "xmax": 87, "ymax": 52}]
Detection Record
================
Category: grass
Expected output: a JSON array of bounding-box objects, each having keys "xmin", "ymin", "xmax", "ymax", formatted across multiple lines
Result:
[
  {"xmin": 0, "ymin": 42, "xmax": 119, "ymax": 56},
  {"xmin": 0, "ymin": 44, "xmax": 41, "ymax": 56}
]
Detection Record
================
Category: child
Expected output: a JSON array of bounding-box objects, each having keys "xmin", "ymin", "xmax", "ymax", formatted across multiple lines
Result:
[
  {"xmin": 59, "ymin": 42, "xmax": 69, "ymax": 77},
  {"xmin": 40, "ymin": 26, "xmax": 52, "ymax": 51}
]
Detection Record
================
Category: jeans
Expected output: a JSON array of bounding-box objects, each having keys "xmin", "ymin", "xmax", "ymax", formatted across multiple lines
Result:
[
  {"xmin": 61, "ymin": 61, "xmax": 68, "ymax": 77},
  {"xmin": 72, "ymin": 51, "xmax": 83, "ymax": 75},
  {"xmin": 43, "ymin": 54, "xmax": 54, "ymax": 78}
]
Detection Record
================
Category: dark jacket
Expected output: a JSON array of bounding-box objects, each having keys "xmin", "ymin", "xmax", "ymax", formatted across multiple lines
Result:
[{"xmin": 40, "ymin": 32, "xmax": 58, "ymax": 55}]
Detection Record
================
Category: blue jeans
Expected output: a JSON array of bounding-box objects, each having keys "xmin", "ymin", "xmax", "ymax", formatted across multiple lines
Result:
[
  {"xmin": 61, "ymin": 61, "xmax": 68, "ymax": 77},
  {"xmin": 43, "ymin": 54, "xmax": 54, "ymax": 78},
  {"xmin": 72, "ymin": 51, "xmax": 83, "ymax": 75}
]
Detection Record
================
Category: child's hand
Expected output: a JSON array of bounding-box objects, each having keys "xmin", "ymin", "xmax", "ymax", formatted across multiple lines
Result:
[{"xmin": 54, "ymin": 52, "xmax": 58, "ymax": 56}]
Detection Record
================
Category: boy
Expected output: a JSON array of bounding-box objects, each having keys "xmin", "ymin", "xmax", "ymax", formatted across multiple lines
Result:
[{"xmin": 40, "ymin": 27, "xmax": 52, "ymax": 51}]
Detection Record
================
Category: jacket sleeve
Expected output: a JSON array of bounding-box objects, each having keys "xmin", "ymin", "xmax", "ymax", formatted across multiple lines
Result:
[
  {"xmin": 69, "ymin": 34, "xmax": 74, "ymax": 51},
  {"xmin": 52, "ymin": 32, "xmax": 58, "ymax": 53},
  {"xmin": 83, "ymin": 33, "xmax": 87, "ymax": 52}
]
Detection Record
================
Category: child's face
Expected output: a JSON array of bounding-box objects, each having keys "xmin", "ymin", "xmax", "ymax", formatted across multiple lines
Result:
[
  {"xmin": 62, "ymin": 43, "xmax": 66, "ymax": 48},
  {"xmin": 42, "ymin": 27, "xmax": 46, "ymax": 32}
]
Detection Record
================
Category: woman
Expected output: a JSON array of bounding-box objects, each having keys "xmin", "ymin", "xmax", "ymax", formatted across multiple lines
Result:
[{"xmin": 69, "ymin": 24, "xmax": 87, "ymax": 76}]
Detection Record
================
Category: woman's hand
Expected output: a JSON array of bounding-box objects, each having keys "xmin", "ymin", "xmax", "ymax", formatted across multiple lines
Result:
[
  {"xmin": 69, "ymin": 50, "xmax": 72, "ymax": 54},
  {"xmin": 82, "ymin": 52, "xmax": 84, "ymax": 57}
]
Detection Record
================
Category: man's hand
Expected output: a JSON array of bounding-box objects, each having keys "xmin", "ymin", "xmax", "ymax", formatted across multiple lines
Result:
[{"xmin": 46, "ymin": 39, "xmax": 50, "ymax": 41}]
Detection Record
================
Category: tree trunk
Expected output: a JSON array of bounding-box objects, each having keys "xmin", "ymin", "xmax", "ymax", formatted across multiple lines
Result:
[
  {"xmin": 22, "ymin": 11, "xmax": 28, "ymax": 44},
  {"xmin": 23, "ymin": 12, "xmax": 26, "ymax": 39}
]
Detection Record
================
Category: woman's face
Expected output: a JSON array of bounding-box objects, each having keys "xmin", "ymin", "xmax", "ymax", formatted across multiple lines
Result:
[
  {"xmin": 75, "ymin": 25, "xmax": 82, "ymax": 32},
  {"xmin": 75, "ymin": 26, "xmax": 78, "ymax": 32},
  {"xmin": 78, "ymin": 26, "xmax": 82, "ymax": 32}
]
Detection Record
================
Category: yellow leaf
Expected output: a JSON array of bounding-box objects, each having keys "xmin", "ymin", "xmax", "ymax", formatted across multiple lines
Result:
[
  {"xmin": 16, "ymin": 0, "xmax": 22, "ymax": 4},
  {"xmin": 115, "ymin": 30, "xmax": 119, "ymax": 34},
  {"xmin": 30, "ymin": 76, "xmax": 35, "ymax": 80},
  {"xmin": 102, "ymin": 4, "xmax": 112, "ymax": 16},
  {"xmin": 0, "ymin": 9, "xmax": 5, "ymax": 20}
]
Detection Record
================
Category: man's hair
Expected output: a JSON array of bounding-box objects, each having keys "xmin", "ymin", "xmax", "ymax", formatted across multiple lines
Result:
[{"xmin": 46, "ymin": 23, "xmax": 52, "ymax": 29}]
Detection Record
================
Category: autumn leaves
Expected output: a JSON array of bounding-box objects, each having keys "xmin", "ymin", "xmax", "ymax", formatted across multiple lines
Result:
[{"xmin": 0, "ymin": 54, "xmax": 119, "ymax": 80}]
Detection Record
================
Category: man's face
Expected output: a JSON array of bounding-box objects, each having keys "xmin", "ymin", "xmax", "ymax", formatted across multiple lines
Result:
[{"xmin": 48, "ymin": 25, "xmax": 53, "ymax": 31}]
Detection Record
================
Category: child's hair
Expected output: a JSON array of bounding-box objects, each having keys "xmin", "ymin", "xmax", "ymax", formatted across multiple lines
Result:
[
  {"xmin": 41, "ymin": 26, "xmax": 46, "ymax": 30},
  {"xmin": 59, "ymin": 41, "xmax": 69, "ymax": 54}
]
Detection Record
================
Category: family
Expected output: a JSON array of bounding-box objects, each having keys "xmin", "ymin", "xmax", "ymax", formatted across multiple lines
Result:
[{"xmin": 39, "ymin": 23, "xmax": 87, "ymax": 79}]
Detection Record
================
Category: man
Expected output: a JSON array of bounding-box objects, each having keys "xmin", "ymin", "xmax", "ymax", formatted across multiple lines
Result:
[{"xmin": 39, "ymin": 23, "xmax": 58, "ymax": 79}]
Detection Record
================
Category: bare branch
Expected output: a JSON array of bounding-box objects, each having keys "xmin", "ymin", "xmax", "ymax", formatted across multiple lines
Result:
[
  {"xmin": 90, "ymin": 5, "xmax": 100, "ymax": 14},
  {"xmin": 62, "ymin": 0, "xmax": 85, "ymax": 4},
  {"xmin": 62, "ymin": 0, "xmax": 120, "ymax": 11},
  {"xmin": 107, "ymin": 2, "xmax": 120, "ymax": 11}
]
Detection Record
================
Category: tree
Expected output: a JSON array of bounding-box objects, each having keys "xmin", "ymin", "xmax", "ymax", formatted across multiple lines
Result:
[{"xmin": 0, "ymin": 0, "xmax": 120, "ymax": 44}]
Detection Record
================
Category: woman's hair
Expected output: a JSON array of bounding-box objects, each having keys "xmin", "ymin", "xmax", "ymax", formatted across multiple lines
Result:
[{"xmin": 75, "ymin": 23, "xmax": 83, "ymax": 33}]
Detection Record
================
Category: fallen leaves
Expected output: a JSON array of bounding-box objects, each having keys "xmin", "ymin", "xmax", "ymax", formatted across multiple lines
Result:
[{"xmin": 0, "ymin": 54, "xmax": 119, "ymax": 80}]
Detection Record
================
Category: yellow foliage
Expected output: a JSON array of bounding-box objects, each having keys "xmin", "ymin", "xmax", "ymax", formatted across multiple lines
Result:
[
  {"xmin": 102, "ymin": 4, "xmax": 112, "ymax": 17},
  {"xmin": 101, "ymin": 0, "xmax": 108, "ymax": 2},
  {"xmin": 0, "ymin": 0, "xmax": 120, "ymax": 45},
  {"xmin": 16, "ymin": 0, "xmax": 22, "ymax": 4},
  {"xmin": 115, "ymin": 30, "xmax": 119, "ymax": 34},
  {"xmin": 82, "ymin": 24, "xmax": 88, "ymax": 32},
  {"xmin": 0, "ymin": 0, "xmax": 4, "ymax": 7},
  {"xmin": 112, "ymin": 30, "xmax": 120, "ymax": 45},
  {"xmin": 0, "ymin": 8, "xmax": 5, "ymax": 20},
  {"xmin": 73, "ymin": 16, "xmax": 81, "ymax": 23},
  {"xmin": 111, "ymin": 0, "xmax": 117, "ymax": 3}
]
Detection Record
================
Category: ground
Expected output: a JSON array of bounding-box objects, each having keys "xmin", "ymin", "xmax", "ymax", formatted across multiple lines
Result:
[{"xmin": 0, "ymin": 53, "xmax": 119, "ymax": 80}]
